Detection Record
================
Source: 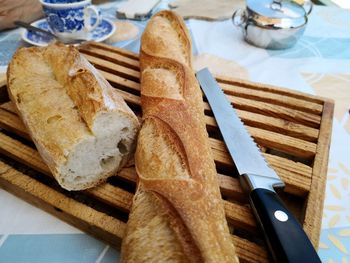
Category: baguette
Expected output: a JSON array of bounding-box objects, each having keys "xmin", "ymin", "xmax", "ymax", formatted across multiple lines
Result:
[
  {"xmin": 7, "ymin": 43, "xmax": 139, "ymax": 191},
  {"xmin": 121, "ymin": 11, "xmax": 239, "ymax": 262}
]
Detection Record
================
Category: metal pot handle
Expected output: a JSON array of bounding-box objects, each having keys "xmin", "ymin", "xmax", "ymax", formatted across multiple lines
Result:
[
  {"xmin": 232, "ymin": 9, "xmax": 248, "ymax": 28},
  {"xmin": 302, "ymin": 0, "xmax": 313, "ymax": 15},
  {"xmin": 271, "ymin": 0, "xmax": 282, "ymax": 10}
]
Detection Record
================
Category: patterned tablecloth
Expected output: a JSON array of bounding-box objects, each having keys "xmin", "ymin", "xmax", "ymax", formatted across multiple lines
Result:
[{"xmin": 0, "ymin": 1, "xmax": 350, "ymax": 262}]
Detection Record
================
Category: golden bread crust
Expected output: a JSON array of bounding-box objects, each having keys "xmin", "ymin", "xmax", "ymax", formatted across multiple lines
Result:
[{"xmin": 121, "ymin": 10, "xmax": 239, "ymax": 263}]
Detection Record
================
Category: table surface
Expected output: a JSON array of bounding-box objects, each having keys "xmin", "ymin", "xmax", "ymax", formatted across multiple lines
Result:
[{"xmin": 0, "ymin": 1, "xmax": 350, "ymax": 262}]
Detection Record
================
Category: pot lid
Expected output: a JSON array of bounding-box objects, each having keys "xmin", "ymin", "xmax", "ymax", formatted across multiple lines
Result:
[{"xmin": 246, "ymin": 0, "xmax": 307, "ymax": 28}]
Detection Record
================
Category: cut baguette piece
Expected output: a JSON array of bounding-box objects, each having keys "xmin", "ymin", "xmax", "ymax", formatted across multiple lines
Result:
[{"xmin": 7, "ymin": 43, "xmax": 139, "ymax": 191}]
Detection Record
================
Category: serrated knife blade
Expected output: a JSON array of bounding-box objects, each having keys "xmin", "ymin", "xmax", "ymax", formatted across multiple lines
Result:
[
  {"xmin": 196, "ymin": 68, "xmax": 284, "ymax": 193},
  {"xmin": 196, "ymin": 68, "xmax": 321, "ymax": 263}
]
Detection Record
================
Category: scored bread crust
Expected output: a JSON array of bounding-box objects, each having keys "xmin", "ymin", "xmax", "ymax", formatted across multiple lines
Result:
[
  {"xmin": 121, "ymin": 11, "xmax": 239, "ymax": 262},
  {"xmin": 7, "ymin": 43, "xmax": 139, "ymax": 191}
]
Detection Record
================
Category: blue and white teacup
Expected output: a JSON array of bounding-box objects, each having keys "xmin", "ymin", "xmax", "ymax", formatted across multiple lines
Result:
[{"xmin": 40, "ymin": 0, "xmax": 101, "ymax": 41}]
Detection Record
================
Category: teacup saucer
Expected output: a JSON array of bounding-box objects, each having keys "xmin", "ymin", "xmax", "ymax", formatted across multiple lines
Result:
[{"xmin": 21, "ymin": 18, "xmax": 116, "ymax": 46}]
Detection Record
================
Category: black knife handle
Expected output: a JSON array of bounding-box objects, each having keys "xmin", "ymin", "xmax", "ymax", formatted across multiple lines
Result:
[{"xmin": 249, "ymin": 188, "xmax": 321, "ymax": 263}]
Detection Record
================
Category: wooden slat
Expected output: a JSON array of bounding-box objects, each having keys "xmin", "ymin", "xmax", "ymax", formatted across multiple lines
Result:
[
  {"xmin": 210, "ymin": 125, "xmax": 317, "ymax": 159},
  {"xmin": 0, "ymin": 108, "xmax": 29, "ymax": 139},
  {"xmin": 117, "ymin": 167, "xmax": 138, "ymax": 184},
  {"xmin": 232, "ymin": 236, "xmax": 269, "ymax": 263},
  {"xmin": 79, "ymin": 47, "xmax": 139, "ymax": 70},
  {"xmin": 265, "ymin": 154, "xmax": 312, "ymax": 179},
  {"xmin": 86, "ymin": 183, "xmax": 133, "ymax": 213},
  {"xmin": 219, "ymin": 174, "xmax": 245, "ymax": 201},
  {"xmin": 114, "ymin": 88, "xmax": 141, "ymax": 106},
  {"xmin": 0, "ymin": 161, "xmax": 267, "ymax": 263},
  {"xmin": 221, "ymin": 83, "xmax": 323, "ymax": 115},
  {"xmin": 215, "ymin": 75, "xmax": 325, "ymax": 105},
  {"xmin": 224, "ymin": 200, "xmax": 257, "ymax": 232},
  {"xmin": 205, "ymin": 110, "xmax": 319, "ymax": 142},
  {"xmin": 0, "ymin": 101, "xmax": 17, "ymax": 113},
  {"xmin": 83, "ymin": 53, "xmax": 140, "ymax": 81},
  {"xmin": 99, "ymin": 70, "xmax": 140, "ymax": 95},
  {"xmin": 223, "ymin": 95, "xmax": 321, "ymax": 128},
  {"xmin": 249, "ymin": 127, "xmax": 317, "ymax": 159},
  {"xmin": 81, "ymin": 41, "xmax": 139, "ymax": 60},
  {"xmin": 0, "ymin": 132, "xmax": 49, "ymax": 174},
  {"xmin": 209, "ymin": 137, "xmax": 310, "ymax": 183}
]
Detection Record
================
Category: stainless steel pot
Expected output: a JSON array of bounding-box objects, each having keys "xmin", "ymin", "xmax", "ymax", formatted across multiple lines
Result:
[{"xmin": 232, "ymin": 0, "xmax": 312, "ymax": 49}]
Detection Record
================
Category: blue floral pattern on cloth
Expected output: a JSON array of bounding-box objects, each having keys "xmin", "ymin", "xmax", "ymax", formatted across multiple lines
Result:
[{"xmin": 43, "ymin": 6, "xmax": 86, "ymax": 33}]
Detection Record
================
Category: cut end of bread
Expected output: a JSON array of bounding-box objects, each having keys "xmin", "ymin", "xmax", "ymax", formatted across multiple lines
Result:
[{"xmin": 57, "ymin": 112, "xmax": 138, "ymax": 191}]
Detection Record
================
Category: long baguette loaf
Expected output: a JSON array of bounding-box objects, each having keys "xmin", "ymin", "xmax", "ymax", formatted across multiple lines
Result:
[
  {"xmin": 7, "ymin": 43, "xmax": 139, "ymax": 191},
  {"xmin": 121, "ymin": 11, "xmax": 239, "ymax": 262}
]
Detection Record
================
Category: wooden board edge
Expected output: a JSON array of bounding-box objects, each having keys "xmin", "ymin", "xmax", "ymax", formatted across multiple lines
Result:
[{"xmin": 303, "ymin": 100, "xmax": 334, "ymax": 248}]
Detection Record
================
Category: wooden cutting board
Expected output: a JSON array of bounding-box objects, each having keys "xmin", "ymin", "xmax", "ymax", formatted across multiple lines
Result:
[{"xmin": 0, "ymin": 42, "xmax": 333, "ymax": 262}]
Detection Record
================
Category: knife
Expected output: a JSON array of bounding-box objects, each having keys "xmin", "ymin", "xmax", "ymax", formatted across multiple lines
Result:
[
  {"xmin": 196, "ymin": 68, "xmax": 321, "ymax": 263},
  {"xmin": 14, "ymin": 21, "xmax": 57, "ymax": 39}
]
